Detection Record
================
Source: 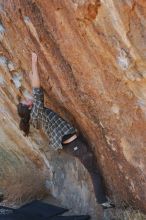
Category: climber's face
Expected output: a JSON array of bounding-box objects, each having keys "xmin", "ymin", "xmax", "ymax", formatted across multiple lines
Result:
[{"xmin": 21, "ymin": 99, "xmax": 33, "ymax": 110}]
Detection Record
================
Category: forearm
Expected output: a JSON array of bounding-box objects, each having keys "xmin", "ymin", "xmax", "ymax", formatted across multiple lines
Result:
[
  {"xmin": 32, "ymin": 61, "xmax": 41, "ymax": 88},
  {"xmin": 30, "ymin": 52, "xmax": 41, "ymax": 88}
]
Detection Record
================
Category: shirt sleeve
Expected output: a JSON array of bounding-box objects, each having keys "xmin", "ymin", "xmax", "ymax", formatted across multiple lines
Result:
[{"xmin": 31, "ymin": 87, "xmax": 44, "ymax": 122}]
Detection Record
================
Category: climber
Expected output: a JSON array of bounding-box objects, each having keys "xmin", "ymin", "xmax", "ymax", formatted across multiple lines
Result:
[{"xmin": 17, "ymin": 52, "xmax": 114, "ymax": 209}]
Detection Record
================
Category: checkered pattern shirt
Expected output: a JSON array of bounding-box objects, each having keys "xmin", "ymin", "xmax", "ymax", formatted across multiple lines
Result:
[{"xmin": 30, "ymin": 87, "xmax": 77, "ymax": 150}]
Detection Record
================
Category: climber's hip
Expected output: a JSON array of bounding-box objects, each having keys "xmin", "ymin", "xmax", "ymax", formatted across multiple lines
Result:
[{"xmin": 62, "ymin": 134, "xmax": 96, "ymax": 173}]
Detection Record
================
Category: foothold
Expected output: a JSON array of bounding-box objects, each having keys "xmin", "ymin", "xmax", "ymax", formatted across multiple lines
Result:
[
  {"xmin": 0, "ymin": 56, "xmax": 8, "ymax": 70},
  {"xmin": 0, "ymin": 56, "xmax": 18, "ymax": 74},
  {"xmin": 126, "ymin": 71, "xmax": 143, "ymax": 81},
  {"xmin": 137, "ymin": 98, "xmax": 146, "ymax": 117},
  {"xmin": 130, "ymin": 180, "xmax": 135, "ymax": 192},
  {"xmin": 0, "ymin": 22, "xmax": 5, "ymax": 41},
  {"xmin": 139, "ymin": 71, "xmax": 146, "ymax": 78},
  {"xmin": 7, "ymin": 61, "xmax": 15, "ymax": 72},
  {"xmin": 118, "ymin": 164, "xmax": 123, "ymax": 171},
  {"xmin": 12, "ymin": 73, "xmax": 22, "ymax": 88},
  {"xmin": 99, "ymin": 121, "xmax": 104, "ymax": 128},
  {"xmin": 117, "ymin": 49, "xmax": 130, "ymax": 70},
  {"xmin": 105, "ymin": 135, "xmax": 117, "ymax": 151},
  {"xmin": 0, "ymin": 75, "xmax": 5, "ymax": 86},
  {"xmin": 23, "ymin": 16, "xmax": 31, "ymax": 23},
  {"xmin": 111, "ymin": 104, "xmax": 120, "ymax": 115}
]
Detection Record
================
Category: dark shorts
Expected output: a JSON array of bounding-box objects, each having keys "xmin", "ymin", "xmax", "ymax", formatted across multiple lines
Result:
[{"xmin": 62, "ymin": 136, "xmax": 98, "ymax": 172}]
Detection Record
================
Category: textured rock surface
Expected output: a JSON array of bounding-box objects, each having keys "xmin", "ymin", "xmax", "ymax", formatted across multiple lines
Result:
[{"xmin": 0, "ymin": 0, "xmax": 146, "ymax": 219}]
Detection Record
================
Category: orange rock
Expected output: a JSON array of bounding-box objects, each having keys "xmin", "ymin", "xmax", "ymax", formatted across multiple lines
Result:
[{"xmin": 0, "ymin": 0, "xmax": 146, "ymax": 217}]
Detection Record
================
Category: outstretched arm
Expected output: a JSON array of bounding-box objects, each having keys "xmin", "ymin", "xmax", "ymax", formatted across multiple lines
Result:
[{"xmin": 29, "ymin": 52, "xmax": 44, "ymax": 127}]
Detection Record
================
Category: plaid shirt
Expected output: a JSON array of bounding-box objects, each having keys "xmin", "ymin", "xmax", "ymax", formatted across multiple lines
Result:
[{"xmin": 30, "ymin": 87, "xmax": 77, "ymax": 150}]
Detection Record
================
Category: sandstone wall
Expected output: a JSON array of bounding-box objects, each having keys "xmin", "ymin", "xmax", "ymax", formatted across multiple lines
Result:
[{"xmin": 0, "ymin": 0, "xmax": 146, "ymax": 218}]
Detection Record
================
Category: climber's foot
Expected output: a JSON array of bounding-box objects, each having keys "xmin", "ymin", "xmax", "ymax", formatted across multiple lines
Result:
[
  {"xmin": 101, "ymin": 201, "xmax": 115, "ymax": 209},
  {"xmin": 100, "ymin": 197, "xmax": 115, "ymax": 209}
]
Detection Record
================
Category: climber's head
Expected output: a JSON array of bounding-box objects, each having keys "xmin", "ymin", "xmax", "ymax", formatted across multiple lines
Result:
[
  {"xmin": 17, "ymin": 100, "xmax": 33, "ymax": 136},
  {"xmin": 20, "ymin": 99, "xmax": 33, "ymax": 109}
]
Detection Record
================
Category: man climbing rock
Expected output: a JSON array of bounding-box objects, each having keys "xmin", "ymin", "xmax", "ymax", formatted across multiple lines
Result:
[{"xmin": 17, "ymin": 52, "xmax": 114, "ymax": 209}]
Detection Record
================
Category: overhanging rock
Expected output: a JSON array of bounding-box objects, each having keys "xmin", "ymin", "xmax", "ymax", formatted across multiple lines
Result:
[{"xmin": 0, "ymin": 0, "xmax": 146, "ymax": 218}]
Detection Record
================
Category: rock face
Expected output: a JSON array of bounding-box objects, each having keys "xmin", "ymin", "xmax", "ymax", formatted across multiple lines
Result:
[{"xmin": 0, "ymin": 0, "xmax": 146, "ymax": 218}]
